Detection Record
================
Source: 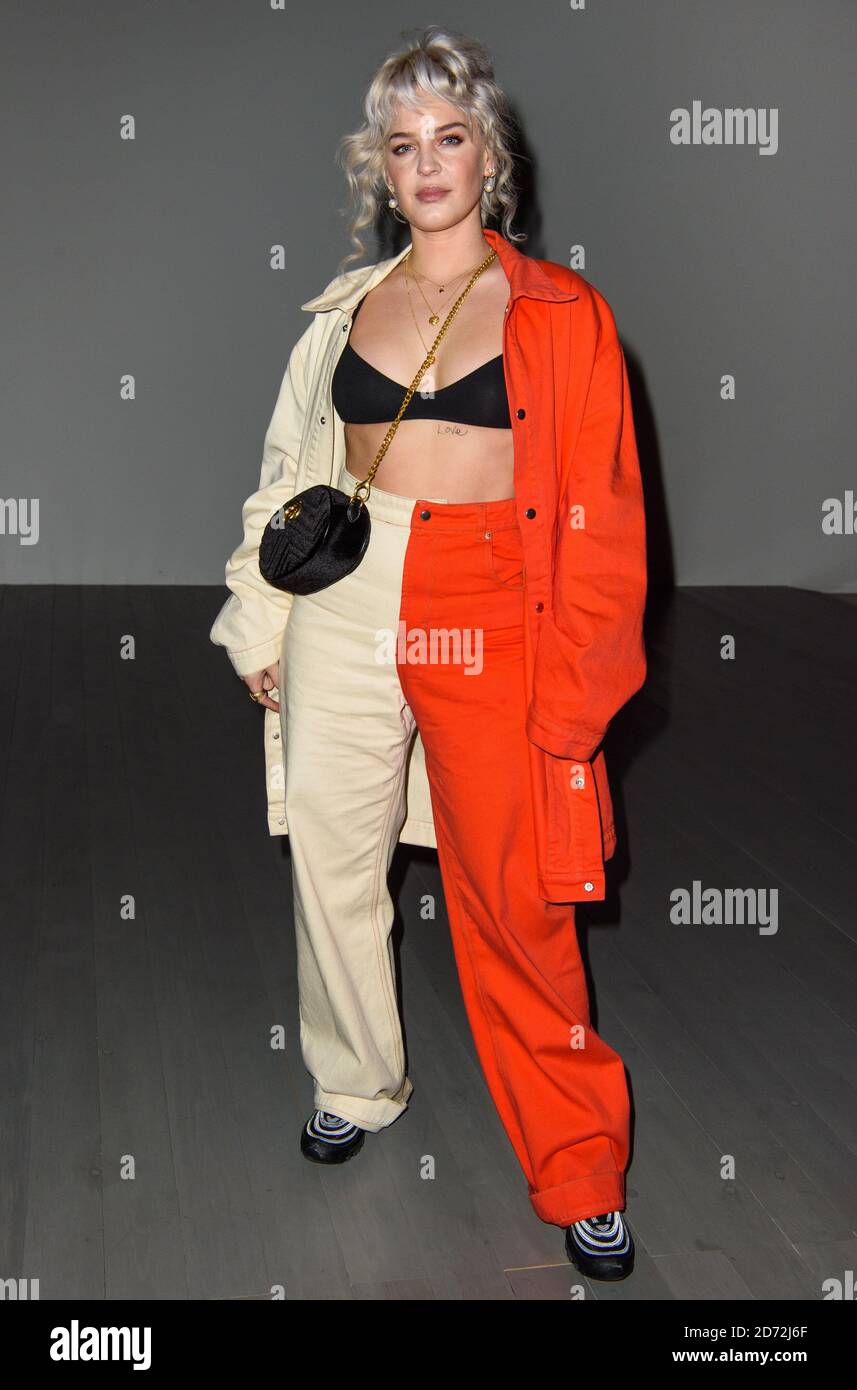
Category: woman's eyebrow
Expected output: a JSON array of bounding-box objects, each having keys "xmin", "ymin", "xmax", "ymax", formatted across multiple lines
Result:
[{"xmin": 387, "ymin": 121, "xmax": 468, "ymax": 140}]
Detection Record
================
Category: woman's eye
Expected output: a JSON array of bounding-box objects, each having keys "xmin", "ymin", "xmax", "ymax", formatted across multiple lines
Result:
[{"xmin": 391, "ymin": 134, "xmax": 463, "ymax": 155}]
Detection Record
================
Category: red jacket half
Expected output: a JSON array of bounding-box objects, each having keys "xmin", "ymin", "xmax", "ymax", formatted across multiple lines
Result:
[{"xmin": 479, "ymin": 228, "xmax": 648, "ymax": 900}]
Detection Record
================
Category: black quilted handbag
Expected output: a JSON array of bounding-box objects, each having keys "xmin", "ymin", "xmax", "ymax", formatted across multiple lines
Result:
[
  {"xmin": 258, "ymin": 247, "xmax": 497, "ymax": 595},
  {"xmin": 258, "ymin": 483, "xmax": 372, "ymax": 596}
]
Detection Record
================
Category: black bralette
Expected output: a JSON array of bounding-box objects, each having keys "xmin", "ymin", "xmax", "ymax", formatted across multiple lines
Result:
[{"xmin": 332, "ymin": 294, "xmax": 511, "ymax": 429}]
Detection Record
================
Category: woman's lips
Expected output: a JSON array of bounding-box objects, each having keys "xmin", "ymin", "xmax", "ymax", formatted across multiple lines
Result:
[{"xmin": 416, "ymin": 188, "xmax": 449, "ymax": 202}]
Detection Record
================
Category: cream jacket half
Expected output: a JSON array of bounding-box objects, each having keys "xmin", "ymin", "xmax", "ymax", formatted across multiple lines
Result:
[{"xmin": 210, "ymin": 241, "xmax": 439, "ymax": 845}]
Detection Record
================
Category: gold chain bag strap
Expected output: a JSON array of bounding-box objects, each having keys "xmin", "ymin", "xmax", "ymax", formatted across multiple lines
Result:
[{"xmin": 258, "ymin": 247, "xmax": 498, "ymax": 596}]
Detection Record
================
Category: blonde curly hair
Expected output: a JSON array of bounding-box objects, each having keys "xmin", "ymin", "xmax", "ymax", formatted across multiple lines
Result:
[{"xmin": 336, "ymin": 24, "xmax": 524, "ymax": 274}]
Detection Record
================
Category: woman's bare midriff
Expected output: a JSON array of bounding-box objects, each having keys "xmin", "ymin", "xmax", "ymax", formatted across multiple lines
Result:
[
  {"xmin": 344, "ymin": 418, "xmax": 515, "ymax": 501},
  {"xmin": 341, "ymin": 258, "xmax": 515, "ymax": 503}
]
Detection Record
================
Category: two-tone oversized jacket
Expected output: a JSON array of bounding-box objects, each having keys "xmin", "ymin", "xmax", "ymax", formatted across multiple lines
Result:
[{"xmin": 210, "ymin": 225, "xmax": 647, "ymax": 903}]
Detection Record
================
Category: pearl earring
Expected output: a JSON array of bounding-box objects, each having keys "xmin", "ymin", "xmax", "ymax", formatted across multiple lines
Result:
[{"xmin": 385, "ymin": 187, "xmax": 407, "ymax": 224}]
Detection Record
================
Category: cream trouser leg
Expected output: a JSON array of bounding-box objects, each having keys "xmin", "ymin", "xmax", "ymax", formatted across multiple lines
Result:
[{"xmin": 280, "ymin": 462, "xmax": 448, "ymax": 1132}]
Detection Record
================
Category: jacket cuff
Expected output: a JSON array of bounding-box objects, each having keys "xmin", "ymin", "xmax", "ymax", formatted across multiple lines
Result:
[
  {"xmin": 525, "ymin": 704, "xmax": 605, "ymax": 763},
  {"xmin": 226, "ymin": 635, "xmax": 286, "ymax": 679}
]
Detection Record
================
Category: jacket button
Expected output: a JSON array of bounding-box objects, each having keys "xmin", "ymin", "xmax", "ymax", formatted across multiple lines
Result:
[
  {"xmin": 525, "ymin": 507, "xmax": 536, "ymax": 518},
  {"xmin": 535, "ymin": 601, "xmax": 544, "ymax": 612},
  {"xmin": 278, "ymin": 816, "xmax": 285, "ymax": 825},
  {"xmin": 273, "ymin": 730, "xmax": 280, "ymax": 740},
  {"xmin": 584, "ymin": 881, "xmax": 594, "ymax": 892},
  {"xmin": 320, "ymin": 415, "xmax": 326, "ymax": 425},
  {"xmin": 420, "ymin": 508, "xmax": 431, "ymax": 520},
  {"xmin": 516, "ymin": 408, "xmax": 526, "ymax": 419}
]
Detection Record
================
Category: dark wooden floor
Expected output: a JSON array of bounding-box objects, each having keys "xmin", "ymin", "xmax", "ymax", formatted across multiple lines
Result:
[{"xmin": 1, "ymin": 585, "xmax": 855, "ymax": 1300}]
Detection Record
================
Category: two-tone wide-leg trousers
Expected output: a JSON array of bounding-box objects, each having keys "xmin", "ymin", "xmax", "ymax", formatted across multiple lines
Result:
[{"xmin": 279, "ymin": 458, "xmax": 631, "ymax": 1226}]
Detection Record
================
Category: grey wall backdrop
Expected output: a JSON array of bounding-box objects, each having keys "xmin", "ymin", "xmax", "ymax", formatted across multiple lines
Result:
[{"xmin": 2, "ymin": 0, "xmax": 855, "ymax": 590}]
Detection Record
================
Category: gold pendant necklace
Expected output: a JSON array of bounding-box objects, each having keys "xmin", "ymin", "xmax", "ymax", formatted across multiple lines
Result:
[
  {"xmin": 405, "ymin": 247, "xmax": 486, "ymax": 326},
  {"xmin": 403, "ymin": 248, "xmax": 498, "ymax": 365}
]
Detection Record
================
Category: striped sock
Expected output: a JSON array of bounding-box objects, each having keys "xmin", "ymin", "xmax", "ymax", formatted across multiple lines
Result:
[
  {"xmin": 568, "ymin": 1211, "xmax": 631, "ymax": 1256},
  {"xmin": 306, "ymin": 1109, "xmax": 361, "ymax": 1144}
]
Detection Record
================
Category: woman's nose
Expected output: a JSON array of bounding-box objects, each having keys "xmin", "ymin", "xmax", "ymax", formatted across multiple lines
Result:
[{"xmin": 416, "ymin": 147, "xmax": 440, "ymax": 176}]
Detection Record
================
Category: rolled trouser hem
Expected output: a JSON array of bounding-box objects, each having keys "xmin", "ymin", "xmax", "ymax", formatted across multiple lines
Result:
[
  {"xmin": 312, "ymin": 1078, "xmax": 414, "ymax": 1134},
  {"xmin": 529, "ymin": 1169, "xmax": 626, "ymax": 1227}
]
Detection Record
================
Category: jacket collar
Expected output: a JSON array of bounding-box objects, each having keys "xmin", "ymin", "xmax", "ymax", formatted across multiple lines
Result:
[{"xmin": 300, "ymin": 225, "xmax": 577, "ymax": 313}]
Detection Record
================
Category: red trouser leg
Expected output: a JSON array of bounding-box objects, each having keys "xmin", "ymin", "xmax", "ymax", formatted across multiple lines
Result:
[{"xmin": 396, "ymin": 494, "xmax": 630, "ymax": 1228}]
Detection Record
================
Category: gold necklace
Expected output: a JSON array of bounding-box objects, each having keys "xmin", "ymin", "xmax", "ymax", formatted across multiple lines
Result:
[
  {"xmin": 405, "ymin": 246, "xmax": 488, "ymax": 325},
  {"xmin": 411, "ymin": 244, "xmax": 489, "ymax": 292},
  {"xmin": 404, "ymin": 248, "xmax": 498, "ymax": 364},
  {"xmin": 404, "ymin": 274, "xmax": 432, "ymax": 357},
  {"xmin": 404, "ymin": 262, "xmax": 476, "ymax": 355}
]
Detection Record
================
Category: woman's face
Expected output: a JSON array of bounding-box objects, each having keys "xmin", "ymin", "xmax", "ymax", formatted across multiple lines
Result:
[{"xmin": 383, "ymin": 90, "xmax": 492, "ymax": 232}]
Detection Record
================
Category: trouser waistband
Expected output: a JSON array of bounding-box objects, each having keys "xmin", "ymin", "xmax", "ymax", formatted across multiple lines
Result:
[{"xmin": 338, "ymin": 462, "xmax": 519, "ymax": 533}]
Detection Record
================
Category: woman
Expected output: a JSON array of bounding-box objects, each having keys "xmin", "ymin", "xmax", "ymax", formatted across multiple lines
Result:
[{"xmin": 210, "ymin": 24, "xmax": 647, "ymax": 1282}]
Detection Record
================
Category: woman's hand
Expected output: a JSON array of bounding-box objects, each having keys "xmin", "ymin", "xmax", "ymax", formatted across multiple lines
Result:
[{"xmin": 241, "ymin": 662, "xmax": 280, "ymax": 713}]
